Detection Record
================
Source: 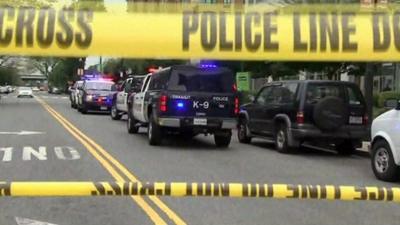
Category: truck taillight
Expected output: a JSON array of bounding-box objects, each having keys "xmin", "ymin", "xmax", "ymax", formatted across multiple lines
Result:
[
  {"xmin": 160, "ymin": 95, "xmax": 167, "ymax": 112},
  {"xmin": 363, "ymin": 114, "xmax": 368, "ymax": 125},
  {"xmin": 234, "ymin": 97, "xmax": 239, "ymax": 115},
  {"xmin": 232, "ymin": 84, "xmax": 237, "ymax": 92},
  {"xmin": 297, "ymin": 112, "xmax": 304, "ymax": 124}
]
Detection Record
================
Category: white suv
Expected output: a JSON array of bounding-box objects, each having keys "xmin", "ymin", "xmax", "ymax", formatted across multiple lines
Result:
[{"xmin": 371, "ymin": 99, "xmax": 400, "ymax": 181}]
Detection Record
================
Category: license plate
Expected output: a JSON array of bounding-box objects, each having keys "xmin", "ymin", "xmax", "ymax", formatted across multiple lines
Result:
[
  {"xmin": 193, "ymin": 118, "xmax": 207, "ymax": 126},
  {"xmin": 349, "ymin": 116, "xmax": 363, "ymax": 124},
  {"xmin": 100, "ymin": 106, "xmax": 108, "ymax": 111}
]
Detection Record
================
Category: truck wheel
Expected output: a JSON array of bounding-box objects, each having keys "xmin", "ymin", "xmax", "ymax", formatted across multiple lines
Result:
[
  {"xmin": 335, "ymin": 140, "xmax": 356, "ymax": 155},
  {"xmin": 372, "ymin": 140, "xmax": 400, "ymax": 182},
  {"xmin": 238, "ymin": 118, "xmax": 252, "ymax": 144},
  {"xmin": 127, "ymin": 113, "xmax": 139, "ymax": 134},
  {"xmin": 214, "ymin": 130, "xmax": 232, "ymax": 148},
  {"xmin": 111, "ymin": 104, "xmax": 122, "ymax": 120},
  {"xmin": 275, "ymin": 124, "xmax": 294, "ymax": 154},
  {"xmin": 148, "ymin": 114, "xmax": 162, "ymax": 146}
]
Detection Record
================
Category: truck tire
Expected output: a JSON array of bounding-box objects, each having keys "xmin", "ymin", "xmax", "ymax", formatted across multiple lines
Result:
[
  {"xmin": 214, "ymin": 130, "xmax": 232, "ymax": 148},
  {"xmin": 313, "ymin": 97, "xmax": 348, "ymax": 131},
  {"xmin": 148, "ymin": 113, "xmax": 162, "ymax": 146},
  {"xmin": 335, "ymin": 140, "xmax": 356, "ymax": 155},
  {"xmin": 237, "ymin": 118, "xmax": 252, "ymax": 144},
  {"xmin": 127, "ymin": 113, "xmax": 139, "ymax": 134},
  {"xmin": 275, "ymin": 124, "xmax": 294, "ymax": 154},
  {"xmin": 371, "ymin": 139, "xmax": 400, "ymax": 182},
  {"xmin": 111, "ymin": 104, "xmax": 122, "ymax": 120}
]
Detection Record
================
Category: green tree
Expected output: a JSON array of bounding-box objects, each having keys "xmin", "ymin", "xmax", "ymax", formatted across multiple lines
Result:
[
  {"xmin": 0, "ymin": 67, "xmax": 20, "ymax": 85},
  {"xmin": 29, "ymin": 57, "xmax": 61, "ymax": 79}
]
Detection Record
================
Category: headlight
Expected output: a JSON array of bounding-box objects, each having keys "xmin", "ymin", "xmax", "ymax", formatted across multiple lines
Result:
[{"xmin": 86, "ymin": 95, "xmax": 93, "ymax": 101}]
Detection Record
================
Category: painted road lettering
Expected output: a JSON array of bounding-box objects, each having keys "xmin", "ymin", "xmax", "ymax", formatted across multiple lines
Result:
[
  {"xmin": 0, "ymin": 6, "xmax": 93, "ymax": 48},
  {"xmin": 0, "ymin": 146, "xmax": 81, "ymax": 161}
]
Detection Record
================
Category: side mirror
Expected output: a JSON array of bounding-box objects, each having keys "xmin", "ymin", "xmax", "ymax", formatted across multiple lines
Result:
[
  {"xmin": 384, "ymin": 99, "xmax": 400, "ymax": 110},
  {"xmin": 249, "ymin": 95, "xmax": 255, "ymax": 102}
]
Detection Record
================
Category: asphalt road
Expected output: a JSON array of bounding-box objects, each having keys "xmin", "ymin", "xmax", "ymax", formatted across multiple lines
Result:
[{"xmin": 0, "ymin": 92, "xmax": 399, "ymax": 225}]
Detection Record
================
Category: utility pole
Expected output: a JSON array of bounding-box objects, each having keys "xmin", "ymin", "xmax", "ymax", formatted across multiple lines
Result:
[{"xmin": 362, "ymin": 0, "xmax": 386, "ymax": 126}]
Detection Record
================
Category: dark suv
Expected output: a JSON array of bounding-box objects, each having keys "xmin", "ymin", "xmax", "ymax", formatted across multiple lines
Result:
[
  {"xmin": 128, "ymin": 65, "xmax": 239, "ymax": 147},
  {"xmin": 238, "ymin": 80, "xmax": 369, "ymax": 154}
]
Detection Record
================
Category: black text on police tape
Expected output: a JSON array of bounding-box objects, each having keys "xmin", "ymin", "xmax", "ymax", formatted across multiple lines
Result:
[
  {"xmin": 0, "ymin": 6, "xmax": 92, "ymax": 48},
  {"xmin": 182, "ymin": 11, "xmax": 400, "ymax": 53}
]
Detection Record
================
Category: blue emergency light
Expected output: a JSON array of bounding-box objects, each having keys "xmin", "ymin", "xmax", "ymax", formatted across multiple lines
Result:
[{"xmin": 177, "ymin": 102, "xmax": 184, "ymax": 109}]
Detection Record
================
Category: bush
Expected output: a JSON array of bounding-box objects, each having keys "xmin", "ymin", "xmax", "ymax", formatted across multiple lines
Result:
[
  {"xmin": 378, "ymin": 91, "xmax": 400, "ymax": 108},
  {"xmin": 373, "ymin": 92, "xmax": 379, "ymax": 108}
]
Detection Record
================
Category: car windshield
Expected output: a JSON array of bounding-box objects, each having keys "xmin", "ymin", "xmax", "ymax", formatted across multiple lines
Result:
[
  {"xmin": 168, "ymin": 69, "xmax": 234, "ymax": 93},
  {"xmin": 19, "ymin": 87, "xmax": 31, "ymax": 91},
  {"xmin": 85, "ymin": 82, "xmax": 114, "ymax": 91}
]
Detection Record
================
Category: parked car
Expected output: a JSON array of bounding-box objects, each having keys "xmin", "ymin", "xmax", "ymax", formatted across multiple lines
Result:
[
  {"xmin": 371, "ymin": 99, "xmax": 400, "ymax": 181},
  {"xmin": 238, "ymin": 80, "xmax": 369, "ymax": 154},
  {"xmin": 69, "ymin": 81, "xmax": 84, "ymax": 108},
  {"xmin": 0, "ymin": 86, "xmax": 9, "ymax": 94},
  {"xmin": 32, "ymin": 87, "xmax": 40, "ymax": 92},
  {"xmin": 110, "ymin": 75, "xmax": 145, "ymax": 120},
  {"xmin": 127, "ymin": 65, "xmax": 239, "ymax": 147},
  {"xmin": 17, "ymin": 87, "xmax": 33, "ymax": 98},
  {"xmin": 76, "ymin": 79, "xmax": 117, "ymax": 114}
]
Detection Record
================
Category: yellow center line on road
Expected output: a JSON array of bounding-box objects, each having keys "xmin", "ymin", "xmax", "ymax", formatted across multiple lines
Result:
[
  {"xmin": 35, "ymin": 97, "xmax": 177, "ymax": 225},
  {"xmin": 42, "ymin": 106, "xmax": 186, "ymax": 225}
]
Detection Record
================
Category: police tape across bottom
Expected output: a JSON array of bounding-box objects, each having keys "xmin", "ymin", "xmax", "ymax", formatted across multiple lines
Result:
[{"xmin": 1, "ymin": 181, "xmax": 399, "ymax": 202}]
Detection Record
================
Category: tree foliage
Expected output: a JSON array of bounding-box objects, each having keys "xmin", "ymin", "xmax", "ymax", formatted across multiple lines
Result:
[{"xmin": 0, "ymin": 67, "xmax": 19, "ymax": 85}]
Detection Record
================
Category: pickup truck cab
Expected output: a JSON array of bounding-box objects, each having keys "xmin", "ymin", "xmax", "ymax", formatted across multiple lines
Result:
[
  {"xmin": 127, "ymin": 65, "xmax": 239, "ymax": 147},
  {"xmin": 110, "ymin": 75, "xmax": 145, "ymax": 120}
]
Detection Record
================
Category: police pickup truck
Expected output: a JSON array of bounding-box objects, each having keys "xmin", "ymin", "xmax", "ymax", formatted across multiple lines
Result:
[
  {"xmin": 127, "ymin": 65, "xmax": 239, "ymax": 147},
  {"xmin": 110, "ymin": 75, "xmax": 145, "ymax": 120}
]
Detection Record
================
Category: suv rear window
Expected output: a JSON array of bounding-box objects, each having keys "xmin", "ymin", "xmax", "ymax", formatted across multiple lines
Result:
[
  {"xmin": 306, "ymin": 84, "xmax": 343, "ymax": 104},
  {"xmin": 168, "ymin": 68, "xmax": 234, "ymax": 93},
  {"xmin": 346, "ymin": 86, "xmax": 364, "ymax": 105}
]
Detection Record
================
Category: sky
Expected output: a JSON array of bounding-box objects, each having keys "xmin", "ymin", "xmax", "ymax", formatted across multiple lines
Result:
[{"xmin": 85, "ymin": 0, "xmax": 126, "ymax": 69}]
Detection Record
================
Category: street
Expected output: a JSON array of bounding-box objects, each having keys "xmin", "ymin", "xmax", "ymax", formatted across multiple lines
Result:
[{"xmin": 0, "ymin": 92, "xmax": 399, "ymax": 225}]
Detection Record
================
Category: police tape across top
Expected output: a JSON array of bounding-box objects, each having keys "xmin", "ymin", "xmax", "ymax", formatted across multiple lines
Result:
[
  {"xmin": 1, "ymin": 3, "xmax": 400, "ymax": 61},
  {"xmin": 1, "ymin": 181, "xmax": 400, "ymax": 202}
]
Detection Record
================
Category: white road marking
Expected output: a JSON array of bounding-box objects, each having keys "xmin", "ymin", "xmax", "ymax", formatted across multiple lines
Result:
[
  {"xmin": 15, "ymin": 217, "xmax": 57, "ymax": 225},
  {"xmin": 61, "ymin": 97, "xmax": 68, "ymax": 99},
  {"xmin": 54, "ymin": 146, "xmax": 80, "ymax": 160},
  {"xmin": 1, "ymin": 146, "xmax": 81, "ymax": 161},
  {"xmin": 0, "ymin": 131, "xmax": 45, "ymax": 135},
  {"xmin": 0, "ymin": 147, "xmax": 12, "ymax": 162},
  {"xmin": 22, "ymin": 146, "xmax": 47, "ymax": 161},
  {"xmin": 42, "ymin": 96, "xmax": 49, "ymax": 99}
]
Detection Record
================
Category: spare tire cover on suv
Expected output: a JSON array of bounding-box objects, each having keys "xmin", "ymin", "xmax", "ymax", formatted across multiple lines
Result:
[{"xmin": 313, "ymin": 96, "xmax": 348, "ymax": 131}]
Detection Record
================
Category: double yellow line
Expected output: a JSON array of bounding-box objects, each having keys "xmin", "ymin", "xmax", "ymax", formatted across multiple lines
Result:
[{"xmin": 35, "ymin": 97, "xmax": 186, "ymax": 225}]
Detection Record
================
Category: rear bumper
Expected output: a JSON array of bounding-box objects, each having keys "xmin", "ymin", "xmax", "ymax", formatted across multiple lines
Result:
[
  {"xmin": 158, "ymin": 117, "xmax": 237, "ymax": 129},
  {"xmin": 84, "ymin": 101, "xmax": 112, "ymax": 111},
  {"xmin": 291, "ymin": 124, "xmax": 369, "ymax": 141}
]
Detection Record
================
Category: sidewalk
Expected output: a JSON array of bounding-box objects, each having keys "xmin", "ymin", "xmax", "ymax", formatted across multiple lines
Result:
[{"xmin": 357, "ymin": 142, "xmax": 370, "ymax": 155}]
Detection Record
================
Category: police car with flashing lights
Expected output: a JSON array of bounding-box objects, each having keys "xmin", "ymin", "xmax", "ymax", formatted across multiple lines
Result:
[
  {"xmin": 76, "ymin": 78, "xmax": 117, "ymax": 114},
  {"xmin": 127, "ymin": 65, "xmax": 239, "ymax": 147},
  {"xmin": 110, "ymin": 75, "xmax": 146, "ymax": 120}
]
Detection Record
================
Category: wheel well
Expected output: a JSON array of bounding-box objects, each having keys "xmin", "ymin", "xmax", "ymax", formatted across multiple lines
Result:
[
  {"xmin": 147, "ymin": 105, "xmax": 152, "ymax": 119},
  {"xmin": 238, "ymin": 114, "xmax": 247, "ymax": 122},
  {"xmin": 372, "ymin": 136, "xmax": 388, "ymax": 148},
  {"xmin": 274, "ymin": 118, "xmax": 286, "ymax": 131}
]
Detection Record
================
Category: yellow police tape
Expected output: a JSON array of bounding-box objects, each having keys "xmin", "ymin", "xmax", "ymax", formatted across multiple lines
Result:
[
  {"xmin": 1, "ymin": 181, "xmax": 400, "ymax": 202},
  {"xmin": 1, "ymin": 3, "xmax": 400, "ymax": 61}
]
